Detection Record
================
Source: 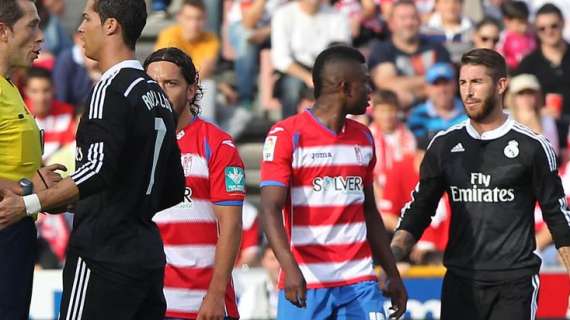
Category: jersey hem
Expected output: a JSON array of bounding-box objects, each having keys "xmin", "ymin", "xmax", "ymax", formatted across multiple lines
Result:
[{"xmin": 278, "ymin": 274, "xmax": 377, "ymax": 290}]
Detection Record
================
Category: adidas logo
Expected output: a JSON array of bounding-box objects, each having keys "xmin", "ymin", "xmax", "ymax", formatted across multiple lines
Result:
[{"xmin": 451, "ymin": 143, "xmax": 465, "ymax": 153}]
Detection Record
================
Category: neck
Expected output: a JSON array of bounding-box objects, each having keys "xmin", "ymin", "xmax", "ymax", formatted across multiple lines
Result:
[
  {"xmin": 313, "ymin": 96, "xmax": 346, "ymax": 134},
  {"xmin": 0, "ymin": 48, "xmax": 11, "ymax": 77},
  {"xmin": 470, "ymin": 103, "xmax": 507, "ymax": 135},
  {"xmin": 176, "ymin": 105, "xmax": 194, "ymax": 132},
  {"xmin": 542, "ymin": 40, "xmax": 567, "ymax": 56},
  {"xmin": 299, "ymin": 2, "xmax": 319, "ymax": 15},
  {"xmin": 434, "ymin": 101, "xmax": 456, "ymax": 119},
  {"xmin": 97, "ymin": 45, "xmax": 135, "ymax": 75}
]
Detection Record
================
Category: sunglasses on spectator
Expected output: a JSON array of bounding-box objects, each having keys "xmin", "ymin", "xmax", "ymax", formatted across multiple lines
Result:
[
  {"xmin": 538, "ymin": 23, "xmax": 560, "ymax": 32},
  {"xmin": 480, "ymin": 36, "xmax": 500, "ymax": 44}
]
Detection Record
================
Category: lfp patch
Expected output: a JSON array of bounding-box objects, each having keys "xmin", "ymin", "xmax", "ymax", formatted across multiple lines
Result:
[{"xmin": 225, "ymin": 167, "xmax": 245, "ymax": 192}]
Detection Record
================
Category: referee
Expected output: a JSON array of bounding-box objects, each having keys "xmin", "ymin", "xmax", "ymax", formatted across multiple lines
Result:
[
  {"xmin": 0, "ymin": 0, "xmax": 185, "ymax": 319},
  {"xmin": 391, "ymin": 48, "xmax": 570, "ymax": 319},
  {"xmin": 0, "ymin": 0, "xmax": 65, "ymax": 318}
]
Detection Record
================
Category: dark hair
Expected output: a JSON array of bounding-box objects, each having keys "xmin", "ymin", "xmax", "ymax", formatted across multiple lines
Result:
[
  {"xmin": 371, "ymin": 89, "xmax": 400, "ymax": 109},
  {"xmin": 501, "ymin": 1, "xmax": 529, "ymax": 21},
  {"xmin": 0, "ymin": 0, "xmax": 32, "ymax": 29},
  {"xmin": 475, "ymin": 16, "xmax": 501, "ymax": 32},
  {"xmin": 460, "ymin": 48, "xmax": 507, "ymax": 82},
  {"xmin": 143, "ymin": 47, "xmax": 203, "ymax": 116},
  {"xmin": 182, "ymin": 0, "xmax": 206, "ymax": 12},
  {"xmin": 536, "ymin": 3, "xmax": 564, "ymax": 20},
  {"xmin": 93, "ymin": 0, "xmax": 147, "ymax": 50},
  {"xmin": 26, "ymin": 66, "xmax": 52, "ymax": 84},
  {"xmin": 312, "ymin": 45, "xmax": 365, "ymax": 98}
]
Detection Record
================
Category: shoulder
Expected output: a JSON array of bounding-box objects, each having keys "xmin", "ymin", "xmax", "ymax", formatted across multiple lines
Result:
[
  {"xmin": 347, "ymin": 118, "xmax": 374, "ymax": 145},
  {"xmin": 274, "ymin": 2, "xmax": 296, "ymax": 16},
  {"xmin": 202, "ymin": 32, "xmax": 220, "ymax": 44},
  {"xmin": 158, "ymin": 25, "xmax": 180, "ymax": 38},
  {"xmin": 428, "ymin": 121, "xmax": 468, "ymax": 148},
  {"xmin": 510, "ymin": 121, "xmax": 557, "ymax": 168}
]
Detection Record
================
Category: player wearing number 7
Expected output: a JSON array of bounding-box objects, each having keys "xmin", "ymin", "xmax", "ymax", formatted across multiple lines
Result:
[{"xmin": 0, "ymin": 0, "xmax": 185, "ymax": 319}]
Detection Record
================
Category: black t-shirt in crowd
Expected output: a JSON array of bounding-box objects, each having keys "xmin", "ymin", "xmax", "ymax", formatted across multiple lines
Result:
[
  {"xmin": 69, "ymin": 60, "xmax": 185, "ymax": 278},
  {"xmin": 397, "ymin": 117, "xmax": 570, "ymax": 281},
  {"xmin": 367, "ymin": 36, "xmax": 451, "ymax": 76}
]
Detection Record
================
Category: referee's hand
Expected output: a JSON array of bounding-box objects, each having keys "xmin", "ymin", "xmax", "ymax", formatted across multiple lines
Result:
[
  {"xmin": 380, "ymin": 274, "xmax": 407, "ymax": 319},
  {"xmin": 0, "ymin": 190, "xmax": 26, "ymax": 230},
  {"xmin": 284, "ymin": 265, "xmax": 307, "ymax": 308}
]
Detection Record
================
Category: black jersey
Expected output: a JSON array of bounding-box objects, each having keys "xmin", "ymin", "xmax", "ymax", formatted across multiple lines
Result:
[
  {"xmin": 69, "ymin": 60, "xmax": 185, "ymax": 276},
  {"xmin": 397, "ymin": 117, "xmax": 570, "ymax": 281}
]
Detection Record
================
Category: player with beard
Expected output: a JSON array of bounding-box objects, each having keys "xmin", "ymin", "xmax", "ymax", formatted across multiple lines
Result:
[{"xmin": 390, "ymin": 48, "xmax": 570, "ymax": 319}]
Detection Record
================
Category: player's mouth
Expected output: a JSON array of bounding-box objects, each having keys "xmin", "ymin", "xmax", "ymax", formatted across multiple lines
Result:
[{"xmin": 31, "ymin": 49, "xmax": 41, "ymax": 58}]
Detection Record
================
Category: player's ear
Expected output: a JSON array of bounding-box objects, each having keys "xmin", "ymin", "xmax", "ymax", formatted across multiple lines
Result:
[
  {"xmin": 103, "ymin": 17, "xmax": 119, "ymax": 36},
  {"xmin": 0, "ymin": 23, "xmax": 11, "ymax": 43},
  {"xmin": 186, "ymin": 83, "xmax": 197, "ymax": 102},
  {"xmin": 496, "ymin": 77, "xmax": 508, "ymax": 95}
]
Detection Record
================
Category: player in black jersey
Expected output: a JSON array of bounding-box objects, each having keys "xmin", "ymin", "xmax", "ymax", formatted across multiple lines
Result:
[
  {"xmin": 0, "ymin": 0, "xmax": 185, "ymax": 319},
  {"xmin": 390, "ymin": 48, "xmax": 570, "ymax": 320}
]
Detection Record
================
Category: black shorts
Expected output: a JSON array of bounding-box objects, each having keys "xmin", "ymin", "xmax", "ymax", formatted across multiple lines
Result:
[
  {"xmin": 0, "ymin": 218, "xmax": 36, "ymax": 320},
  {"xmin": 58, "ymin": 253, "xmax": 165, "ymax": 320},
  {"xmin": 441, "ymin": 271, "xmax": 540, "ymax": 320}
]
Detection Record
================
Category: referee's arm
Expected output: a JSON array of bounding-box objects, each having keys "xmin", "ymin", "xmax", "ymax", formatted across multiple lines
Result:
[
  {"xmin": 532, "ymin": 143, "xmax": 570, "ymax": 276},
  {"xmin": 390, "ymin": 139, "xmax": 446, "ymax": 262}
]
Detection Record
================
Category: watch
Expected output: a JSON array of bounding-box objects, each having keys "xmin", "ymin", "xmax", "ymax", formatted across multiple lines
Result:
[{"xmin": 19, "ymin": 178, "xmax": 33, "ymax": 196}]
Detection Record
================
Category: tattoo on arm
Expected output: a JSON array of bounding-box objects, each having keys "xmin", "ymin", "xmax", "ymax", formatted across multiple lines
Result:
[
  {"xmin": 390, "ymin": 230, "xmax": 417, "ymax": 262},
  {"xmin": 558, "ymin": 247, "xmax": 570, "ymax": 275}
]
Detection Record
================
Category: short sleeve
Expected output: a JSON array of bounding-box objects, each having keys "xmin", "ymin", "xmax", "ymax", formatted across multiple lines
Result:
[
  {"xmin": 260, "ymin": 125, "xmax": 293, "ymax": 188},
  {"xmin": 209, "ymin": 138, "xmax": 246, "ymax": 205}
]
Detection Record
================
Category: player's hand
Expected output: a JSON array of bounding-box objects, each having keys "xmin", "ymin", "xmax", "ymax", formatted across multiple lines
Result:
[
  {"xmin": 380, "ymin": 275, "xmax": 407, "ymax": 319},
  {"xmin": 284, "ymin": 265, "xmax": 307, "ymax": 308},
  {"xmin": 197, "ymin": 292, "xmax": 226, "ymax": 320},
  {"xmin": 33, "ymin": 164, "xmax": 67, "ymax": 191},
  {"xmin": 0, "ymin": 190, "xmax": 26, "ymax": 230}
]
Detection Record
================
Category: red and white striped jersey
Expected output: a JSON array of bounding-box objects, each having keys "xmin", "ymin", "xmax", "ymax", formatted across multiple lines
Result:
[
  {"xmin": 153, "ymin": 117, "xmax": 245, "ymax": 319},
  {"xmin": 260, "ymin": 110, "xmax": 378, "ymax": 289}
]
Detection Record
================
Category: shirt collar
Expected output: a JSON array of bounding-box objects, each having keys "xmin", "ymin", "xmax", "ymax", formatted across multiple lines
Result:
[
  {"xmin": 466, "ymin": 113, "xmax": 513, "ymax": 140},
  {"xmin": 100, "ymin": 60, "xmax": 143, "ymax": 81}
]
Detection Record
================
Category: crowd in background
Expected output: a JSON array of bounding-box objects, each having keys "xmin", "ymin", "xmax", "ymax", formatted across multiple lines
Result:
[{"xmin": 13, "ymin": 0, "xmax": 570, "ymax": 316}]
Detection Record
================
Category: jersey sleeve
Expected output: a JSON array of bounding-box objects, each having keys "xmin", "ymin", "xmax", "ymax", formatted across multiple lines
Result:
[
  {"xmin": 209, "ymin": 137, "xmax": 246, "ymax": 206},
  {"xmin": 532, "ymin": 140, "xmax": 570, "ymax": 248},
  {"xmin": 260, "ymin": 125, "xmax": 293, "ymax": 188},
  {"xmin": 396, "ymin": 136, "xmax": 446, "ymax": 241},
  {"xmin": 71, "ymin": 86, "xmax": 129, "ymax": 199}
]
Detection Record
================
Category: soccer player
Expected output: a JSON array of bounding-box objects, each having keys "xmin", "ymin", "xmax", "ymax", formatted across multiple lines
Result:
[
  {"xmin": 145, "ymin": 47, "xmax": 245, "ymax": 320},
  {"xmin": 0, "ymin": 0, "xmax": 65, "ymax": 318},
  {"xmin": 260, "ymin": 46, "xmax": 407, "ymax": 320},
  {"xmin": 390, "ymin": 48, "xmax": 570, "ymax": 319},
  {"xmin": 0, "ymin": 0, "xmax": 186, "ymax": 319}
]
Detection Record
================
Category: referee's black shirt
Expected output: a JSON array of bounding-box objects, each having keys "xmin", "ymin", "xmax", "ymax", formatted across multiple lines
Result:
[
  {"xmin": 69, "ymin": 60, "xmax": 185, "ymax": 278},
  {"xmin": 398, "ymin": 116, "xmax": 570, "ymax": 281}
]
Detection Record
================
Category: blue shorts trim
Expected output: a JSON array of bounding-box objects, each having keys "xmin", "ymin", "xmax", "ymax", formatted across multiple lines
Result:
[{"xmin": 277, "ymin": 281, "xmax": 387, "ymax": 320}]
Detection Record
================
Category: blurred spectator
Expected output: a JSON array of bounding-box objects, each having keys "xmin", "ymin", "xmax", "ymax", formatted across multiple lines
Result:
[
  {"xmin": 472, "ymin": 17, "xmax": 502, "ymax": 50},
  {"xmin": 368, "ymin": 89, "xmax": 416, "ymax": 207},
  {"xmin": 151, "ymin": 0, "xmax": 172, "ymax": 18},
  {"xmin": 42, "ymin": 0, "xmax": 65, "ymax": 16},
  {"xmin": 52, "ymin": 31, "xmax": 100, "ymax": 110},
  {"xmin": 516, "ymin": 3, "xmax": 570, "ymax": 153},
  {"xmin": 227, "ymin": 0, "xmax": 287, "ymax": 108},
  {"xmin": 378, "ymin": 0, "xmax": 434, "ymax": 23},
  {"xmin": 424, "ymin": 0, "xmax": 474, "ymax": 62},
  {"xmin": 498, "ymin": 1, "xmax": 536, "ymax": 71},
  {"xmin": 337, "ymin": 0, "xmax": 388, "ymax": 47},
  {"xmin": 271, "ymin": 0, "xmax": 351, "ymax": 118},
  {"xmin": 506, "ymin": 74, "xmax": 560, "ymax": 155},
  {"xmin": 407, "ymin": 63, "xmax": 467, "ymax": 140},
  {"xmin": 155, "ymin": 0, "xmax": 219, "ymax": 78},
  {"xmin": 368, "ymin": 0, "xmax": 451, "ymax": 109},
  {"xmin": 483, "ymin": 0, "xmax": 507, "ymax": 21},
  {"xmin": 237, "ymin": 200, "xmax": 261, "ymax": 267},
  {"xmin": 24, "ymin": 67, "xmax": 76, "ymax": 162},
  {"xmin": 36, "ymin": 0, "xmax": 71, "ymax": 59},
  {"xmin": 380, "ymin": 137, "xmax": 450, "ymax": 264},
  {"xmin": 531, "ymin": 0, "xmax": 570, "ymax": 42}
]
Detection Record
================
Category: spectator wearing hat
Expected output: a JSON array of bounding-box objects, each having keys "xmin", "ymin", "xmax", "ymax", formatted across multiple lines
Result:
[
  {"xmin": 407, "ymin": 62, "xmax": 467, "ymax": 140},
  {"xmin": 507, "ymin": 73, "xmax": 560, "ymax": 155}
]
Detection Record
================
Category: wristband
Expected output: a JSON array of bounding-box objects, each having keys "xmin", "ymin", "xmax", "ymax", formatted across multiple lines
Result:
[{"xmin": 22, "ymin": 194, "xmax": 41, "ymax": 216}]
